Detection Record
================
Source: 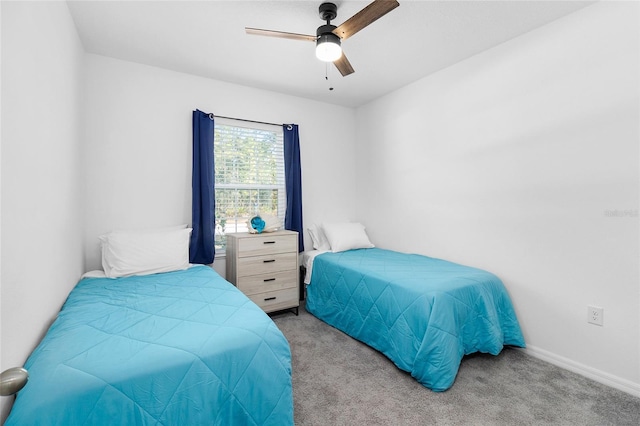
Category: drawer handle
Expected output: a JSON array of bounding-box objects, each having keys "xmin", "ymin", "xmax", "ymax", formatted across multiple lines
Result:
[
  {"xmin": 263, "ymin": 241, "xmax": 276, "ymax": 244},
  {"xmin": 264, "ymin": 297, "xmax": 276, "ymax": 301},
  {"xmin": 263, "ymin": 259, "xmax": 276, "ymax": 263},
  {"xmin": 264, "ymin": 278, "xmax": 276, "ymax": 282}
]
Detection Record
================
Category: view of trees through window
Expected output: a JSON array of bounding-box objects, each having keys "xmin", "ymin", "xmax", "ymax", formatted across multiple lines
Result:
[{"xmin": 214, "ymin": 122, "xmax": 285, "ymax": 251}]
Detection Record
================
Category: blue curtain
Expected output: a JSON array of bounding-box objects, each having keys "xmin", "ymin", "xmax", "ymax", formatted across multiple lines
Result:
[
  {"xmin": 283, "ymin": 124, "xmax": 304, "ymax": 252},
  {"xmin": 189, "ymin": 110, "xmax": 215, "ymax": 264}
]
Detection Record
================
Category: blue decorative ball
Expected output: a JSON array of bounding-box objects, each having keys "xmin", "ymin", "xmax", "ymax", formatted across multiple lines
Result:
[{"xmin": 250, "ymin": 216, "xmax": 266, "ymax": 233}]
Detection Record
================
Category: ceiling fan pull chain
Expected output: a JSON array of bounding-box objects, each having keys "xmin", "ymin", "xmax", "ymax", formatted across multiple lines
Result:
[{"xmin": 325, "ymin": 63, "xmax": 334, "ymax": 91}]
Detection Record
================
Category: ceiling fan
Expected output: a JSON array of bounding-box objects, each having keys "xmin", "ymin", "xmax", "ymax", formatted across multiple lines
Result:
[{"xmin": 246, "ymin": 0, "xmax": 400, "ymax": 77}]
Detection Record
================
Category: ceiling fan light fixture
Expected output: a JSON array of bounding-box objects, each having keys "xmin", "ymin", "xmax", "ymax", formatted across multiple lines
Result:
[{"xmin": 315, "ymin": 32, "xmax": 341, "ymax": 62}]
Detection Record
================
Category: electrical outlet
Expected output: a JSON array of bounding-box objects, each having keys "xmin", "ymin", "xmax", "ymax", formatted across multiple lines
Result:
[{"xmin": 587, "ymin": 306, "xmax": 604, "ymax": 326}]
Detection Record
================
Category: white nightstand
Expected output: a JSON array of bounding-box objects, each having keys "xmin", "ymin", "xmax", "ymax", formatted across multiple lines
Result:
[{"xmin": 226, "ymin": 230, "xmax": 299, "ymax": 315}]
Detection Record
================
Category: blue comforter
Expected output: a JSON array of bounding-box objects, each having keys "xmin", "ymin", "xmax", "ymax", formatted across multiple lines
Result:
[
  {"xmin": 6, "ymin": 266, "xmax": 293, "ymax": 425},
  {"xmin": 306, "ymin": 248, "xmax": 525, "ymax": 391}
]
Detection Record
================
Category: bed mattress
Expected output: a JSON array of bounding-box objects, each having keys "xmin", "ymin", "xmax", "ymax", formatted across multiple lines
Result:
[
  {"xmin": 306, "ymin": 248, "xmax": 525, "ymax": 391},
  {"xmin": 6, "ymin": 265, "xmax": 294, "ymax": 425}
]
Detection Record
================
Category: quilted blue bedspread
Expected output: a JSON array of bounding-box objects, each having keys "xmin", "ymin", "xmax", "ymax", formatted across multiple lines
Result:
[
  {"xmin": 6, "ymin": 266, "xmax": 293, "ymax": 425},
  {"xmin": 306, "ymin": 248, "xmax": 525, "ymax": 391}
]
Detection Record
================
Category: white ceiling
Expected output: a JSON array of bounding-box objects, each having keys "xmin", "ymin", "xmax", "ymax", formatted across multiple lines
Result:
[{"xmin": 67, "ymin": 0, "xmax": 595, "ymax": 108}]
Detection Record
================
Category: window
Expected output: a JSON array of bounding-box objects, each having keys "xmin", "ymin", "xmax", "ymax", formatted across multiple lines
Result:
[{"xmin": 214, "ymin": 118, "xmax": 285, "ymax": 252}]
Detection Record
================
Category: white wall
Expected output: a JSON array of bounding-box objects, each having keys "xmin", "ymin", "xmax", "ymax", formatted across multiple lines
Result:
[
  {"xmin": 0, "ymin": 1, "xmax": 85, "ymax": 420},
  {"xmin": 82, "ymin": 55, "xmax": 358, "ymax": 274},
  {"xmin": 355, "ymin": 1, "xmax": 639, "ymax": 395}
]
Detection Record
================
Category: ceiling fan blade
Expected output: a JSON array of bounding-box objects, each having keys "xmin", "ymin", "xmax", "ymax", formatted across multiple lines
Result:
[
  {"xmin": 245, "ymin": 27, "xmax": 317, "ymax": 42},
  {"xmin": 334, "ymin": 52, "xmax": 355, "ymax": 77},
  {"xmin": 333, "ymin": 0, "xmax": 399, "ymax": 41}
]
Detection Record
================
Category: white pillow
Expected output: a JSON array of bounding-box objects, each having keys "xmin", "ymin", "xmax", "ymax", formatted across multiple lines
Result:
[
  {"xmin": 308, "ymin": 224, "xmax": 331, "ymax": 251},
  {"xmin": 99, "ymin": 226, "xmax": 192, "ymax": 278},
  {"xmin": 322, "ymin": 222, "xmax": 374, "ymax": 253},
  {"xmin": 99, "ymin": 225, "xmax": 187, "ymax": 275}
]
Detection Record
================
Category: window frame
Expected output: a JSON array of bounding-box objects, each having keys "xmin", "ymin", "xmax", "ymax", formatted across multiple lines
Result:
[{"xmin": 213, "ymin": 118, "xmax": 285, "ymax": 254}]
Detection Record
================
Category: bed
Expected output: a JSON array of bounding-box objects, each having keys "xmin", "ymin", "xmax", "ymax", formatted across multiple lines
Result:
[
  {"xmin": 305, "ymin": 243, "xmax": 525, "ymax": 392},
  {"xmin": 5, "ymin": 264, "xmax": 294, "ymax": 425}
]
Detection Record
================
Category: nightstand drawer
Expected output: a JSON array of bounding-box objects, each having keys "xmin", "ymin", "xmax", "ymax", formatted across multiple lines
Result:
[
  {"xmin": 247, "ymin": 287, "xmax": 299, "ymax": 313},
  {"xmin": 237, "ymin": 270, "xmax": 297, "ymax": 295},
  {"xmin": 237, "ymin": 252, "xmax": 297, "ymax": 277},
  {"xmin": 237, "ymin": 234, "xmax": 297, "ymax": 257}
]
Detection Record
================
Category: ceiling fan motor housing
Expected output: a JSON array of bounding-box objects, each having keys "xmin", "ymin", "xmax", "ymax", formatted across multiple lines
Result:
[
  {"xmin": 316, "ymin": 23, "xmax": 341, "ymax": 50},
  {"xmin": 316, "ymin": 24, "xmax": 338, "ymax": 39}
]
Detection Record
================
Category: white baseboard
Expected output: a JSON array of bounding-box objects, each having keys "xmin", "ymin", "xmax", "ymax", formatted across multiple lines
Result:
[{"xmin": 518, "ymin": 345, "xmax": 640, "ymax": 398}]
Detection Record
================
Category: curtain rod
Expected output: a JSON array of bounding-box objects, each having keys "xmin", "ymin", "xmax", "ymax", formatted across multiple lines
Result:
[{"xmin": 211, "ymin": 114, "xmax": 283, "ymax": 128}]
